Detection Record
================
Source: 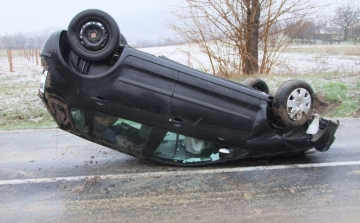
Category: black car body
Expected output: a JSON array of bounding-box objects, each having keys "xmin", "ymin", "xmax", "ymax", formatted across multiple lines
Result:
[{"xmin": 38, "ymin": 10, "xmax": 338, "ymax": 166}]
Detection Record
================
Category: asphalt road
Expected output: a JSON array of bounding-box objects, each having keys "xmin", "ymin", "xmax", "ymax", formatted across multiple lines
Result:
[{"xmin": 1, "ymin": 118, "xmax": 360, "ymax": 223}]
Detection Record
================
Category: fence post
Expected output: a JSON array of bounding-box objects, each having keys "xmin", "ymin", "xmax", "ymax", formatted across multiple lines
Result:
[
  {"xmin": 7, "ymin": 49, "xmax": 14, "ymax": 72},
  {"xmin": 30, "ymin": 49, "xmax": 34, "ymax": 63},
  {"xmin": 36, "ymin": 49, "xmax": 39, "ymax": 65}
]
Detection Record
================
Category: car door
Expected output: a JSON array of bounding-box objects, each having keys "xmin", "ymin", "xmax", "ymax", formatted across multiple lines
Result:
[
  {"xmin": 87, "ymin": 55, "xmax": 178, "ymax": 127},
  {"xmin": 161, "ymin": 71, "xmax": 263, "ymax": 148}
]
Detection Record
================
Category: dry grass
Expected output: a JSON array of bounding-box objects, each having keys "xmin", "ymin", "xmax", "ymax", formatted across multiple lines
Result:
[
  {"xmin": 0, "ymin": 50, "xmax": 7, "ymax": 57},
  {"xmin": 0, "ymin": 56, "xmax": 56, "ymax": 130},
  {"xmin": 0, "ymin": 86, "xmax": 55, "ymax": 129},
  {"xmin": 282, "ymin": 44, "xmax": 360, "ymax": 56},
  {"xmin": 0, "ymin": 49, "xmax": 24, "ymax": 58}
]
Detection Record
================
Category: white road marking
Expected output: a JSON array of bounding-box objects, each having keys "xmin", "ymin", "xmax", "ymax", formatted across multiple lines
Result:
[{"xmin": 1, "ymin": 161, "xmax": 360, "ymax": 186}]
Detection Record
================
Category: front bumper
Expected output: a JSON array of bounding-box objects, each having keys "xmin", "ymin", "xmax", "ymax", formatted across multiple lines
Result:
[{"xmin": 312, "ymin": 119, "xmax": 339, "ymax": 152}]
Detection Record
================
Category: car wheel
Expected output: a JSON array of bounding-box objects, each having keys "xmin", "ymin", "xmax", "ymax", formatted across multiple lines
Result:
[
  {"xmin": 242, "ymin": 78, "xmax": 269, "ymax": 94},
  {"xmin": 67, "ymin": 9, "xmax": 120, "ymax": 61},
  {"xmin": 272, "ymin": 79, "xmax": 314, "ymax": 127}
]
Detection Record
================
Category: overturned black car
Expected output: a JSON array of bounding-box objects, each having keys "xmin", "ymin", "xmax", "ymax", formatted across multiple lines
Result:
[{"xmin": 39, "ymin": 9, "xmax": 338, "ymax": 166}]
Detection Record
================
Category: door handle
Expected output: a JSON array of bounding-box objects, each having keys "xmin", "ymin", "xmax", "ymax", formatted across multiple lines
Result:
[
  {"xmin": 169, "ymin": 118, "xmax": 183, "ymax": 127},
  {"xmin": 91, "ymin": 97, "xmax": 108, "ymax": 106}
]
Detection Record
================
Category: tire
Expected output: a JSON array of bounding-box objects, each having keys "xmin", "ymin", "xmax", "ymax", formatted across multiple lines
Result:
[
  {"xmin": 272, "ymin": 79, "xmax": 314, "ymax": 127},
  {"xmin": 242, "ymin": 78, "xmax": 269, "ymax": 94},
  {"xmin": 67, "ymin": 9, "xmax": 120, "ymax": 61}
]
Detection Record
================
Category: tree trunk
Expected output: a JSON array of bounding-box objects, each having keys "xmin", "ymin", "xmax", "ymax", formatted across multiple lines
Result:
[
  {"xmin": 344, "ymin": 29, "xmax": 349, "ymax": 41},
  {"xmin": 243, "ymin": 0, "xmax": 260, "ymax": 75}
]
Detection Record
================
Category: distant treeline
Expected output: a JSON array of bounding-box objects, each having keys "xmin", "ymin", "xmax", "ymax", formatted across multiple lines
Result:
[{"xmin": 2, "ymin": 9, "xmax": 360, "ymax": 50}]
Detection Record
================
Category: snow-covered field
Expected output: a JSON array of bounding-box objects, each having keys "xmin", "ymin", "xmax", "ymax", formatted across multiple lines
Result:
[
  {"xmin": 139, "ymin": 44, "xmax": 360, "ymax": 75},
  {"xmin": 271, "ymin": 52, "xmax": 360, "ymax": 75},
  {"xmin": 0, "ymin": 54, "xmax": 49, "ymax": 129},
  {"xmin": 0, "ymin": 54, "xmax": 42, "ymax": 87},
  {"xmin": 1, "ymin": 43, "xmax": 359, "ymax": 84}
]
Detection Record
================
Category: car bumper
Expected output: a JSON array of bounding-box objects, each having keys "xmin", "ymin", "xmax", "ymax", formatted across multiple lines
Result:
[{"xmin": 312, "ymin": 119, "xmax": 339, "ymax": 152}]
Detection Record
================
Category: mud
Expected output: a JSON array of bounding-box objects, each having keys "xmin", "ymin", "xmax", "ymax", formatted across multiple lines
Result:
[{"xmin": 314, "ymin": 93, "xmax": 340, "ymax": 115}]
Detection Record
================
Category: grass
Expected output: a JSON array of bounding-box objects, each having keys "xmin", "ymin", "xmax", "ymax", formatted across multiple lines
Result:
[
  {"xmin": 313, "ymin": 79, "xmax": 359, "ymax": 117},
  {"xmin": 0, "ymin": 50, "xmax": 9, "ymax": 57},
  {"xmin": 318, "ymin": 82, "xmax": 347, "ymax": 103},
  {"xmin": 0, "ymin": 86, "xmax": 56, "ymax": 131},
  {"xmin": 233, "ymin": 71, "xmax": 360, "ymax": 118},
  {"xmin": 332, "ymin": 101, "xmax": 359, "ymax": 117},
  {"xmin": 0, "ymin": 120, "xmax": 56, "ymax": 131},
  {"xmin": 282, "ymin": 44, "xmax": 360, "ymax": 56},
  {"xmin": 0, "ymin": 53, "xmax": 56, "ymax": 130}
]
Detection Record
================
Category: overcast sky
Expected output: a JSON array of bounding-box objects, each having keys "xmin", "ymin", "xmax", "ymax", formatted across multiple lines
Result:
[
  {"xmin": 0, "ymin": 0, "xmax": 351, "ymax": 36},
  {"xmin": 0, "ymin": 0, "xmax": 174, "ymax": 35}
]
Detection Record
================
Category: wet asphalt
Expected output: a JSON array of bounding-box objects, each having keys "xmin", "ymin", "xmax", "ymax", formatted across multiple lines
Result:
[{"xmin": 0, "ymin": 118, "xmax": 360, "ymax": 222}]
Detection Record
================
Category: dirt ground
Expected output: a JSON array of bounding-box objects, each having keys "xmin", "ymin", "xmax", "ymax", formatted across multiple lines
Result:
[
  {"xmin": 314, "ymin": 93, "xmax": 359, "ymax": 118},
  {"xmin": 314, "ymin": 93, "xmax": 340, "ymax": 115}
]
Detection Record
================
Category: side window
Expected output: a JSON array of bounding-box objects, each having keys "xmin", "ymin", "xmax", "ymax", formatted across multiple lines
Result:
[
  {"xmin": 152, "ymin": 132, "xmax": 235, "ymax": 164},
  {"xmin": 71, "ymin": 108, "xmax": 87, "ymax": 133},
  {"xmin": 92, "ymin": 111, "xmax": 152, "ymax": 152}
]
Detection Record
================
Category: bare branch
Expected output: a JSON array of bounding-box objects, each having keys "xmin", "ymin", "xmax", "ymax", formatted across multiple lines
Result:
[{"xmin": 168, "ymin": 0, "xmax": 323, "ymax": 76}]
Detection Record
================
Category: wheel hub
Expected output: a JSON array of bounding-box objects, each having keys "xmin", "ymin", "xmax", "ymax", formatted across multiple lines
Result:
[
  {"xmin": 286, "ymin": 88, "xmax": 312, "ymax": 121},
  {"xmin": 79, "ymin": 21, "xmax": 108, "ymax": 51},
  {"xmin": 90, "ymin": 32, "xmax": 97, "ymax": 39}
]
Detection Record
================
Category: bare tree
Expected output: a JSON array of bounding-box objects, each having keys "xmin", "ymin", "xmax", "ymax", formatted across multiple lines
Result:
[
  {"xmin": 312, "ymin": 19, "xmax": 328, "ymax": 43},
  {"xmin": 332, "ymin": 2, "xmax": 360, "ymax": 41},
  {"xmin": 352, "ymin": 24, "xmax": 360, "ymax": 44},
  {"xmin": 26, "ymin": 37, "xmax": 38, "ymax": 49},
  {"xmin": 257, "ymin": 0, "xmax": 320, "ymax": 74},
  {"xmin": 168, "ymin": 0, "xmax": 320, "ymax": 76},
  {"xmin": 13, "ymin": 32, "xmax": 27, "ymax": 49},
  {"xmin": 243, "ymin": 0, "xmax": 260, "ymax": 75},
  {"xmin": 0, "ymin": 34, "xmax": 15, "ymax": 49},
  {"xmin": 286, "ymin": 21, "xmax": 315, "ymax": 43}
]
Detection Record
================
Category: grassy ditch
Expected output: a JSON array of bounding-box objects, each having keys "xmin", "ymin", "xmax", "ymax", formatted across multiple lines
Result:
[
  {"xmin": 0, "ymin": 55, "xmax": 57, "ymax": 131},
  {"xmin": 234, "ymin": 71, "xmax": 360, "ymax": 118},
  {"xmin": 312, "ymin": 80, "xmax": 357, "ymax": 117},
  {"xmin": 0, "ymin": 86, "xmax": 56, "ymax": 130}
]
